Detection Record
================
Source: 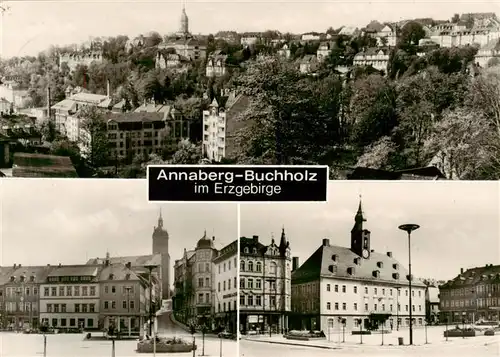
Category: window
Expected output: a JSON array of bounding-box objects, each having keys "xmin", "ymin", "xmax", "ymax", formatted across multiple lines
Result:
[
  {"xmin": 270, "ymin": 296, "xmax": 276, "ymax": 307},
  {"xmin": 327, "ymin": 284, "xmax": 331, "ymax": 292},
  {"xmin": 405, "ymin": 305, "xmax": 408, "ymax": 311},
  {"xmin": 105, "ymin": 286, "xmax": 109, "ymax": 294},
  {"xmin": 74, "ymin": 287, "xmax": 80, "ymax": 296},
  {"xmin": 256, "ymin": 262, "xmax": 262, "ymax": 272},
  {"xmin": 248, "ymin": 261, "xmax": 254, "ymax": 271},
  {"xmin": 256, "ymin": 295, "xmax": 262, "ymax": 306},
  {"xmin": 59, "ymin": 287, "xmax": 65, "ymax": 296},
  {"xmin": 327, "ymin": 302, "xmax": 331, "ymax": 310},
  {"xmin": 248, "ymin": 279, "xmax": 254, "ymax": 289},
  {"xmin": 111, "ymin": 301, "xmax": 116, "ymax": 309},
  {"xmin": 82, "ymin": 287, "xmax": 88, "ymax": 296},
  {"xmin": 111, "ymin": 286, "xmax": 116, "ymax": 294},
  {"xmin": 198, "ymin": 293, "xmax": 203, "ymax": 304},
  {"xmin": 61, "ymin": 304, "xmax": 66, "ymax": 313},
  {"xmin": 44, "ymin": 288, "xmax": 49, "ymax": 296},
  {"xmin": 198, "ymin": 278, "xmax": 204, "ymax": 288},
  {"xmin": 205, "ymin": 277, "xmax": 209, "ymax": 287},
  {"xmin": 248, "ymin": 296, "xmax": 253, "ymax": 306},
  {"xmin": 342, "ymin": 285, "xmax": 346, "ymax": 293},
  {"xmin": 227, "ymin": 279, "xmax": 231, "ymax": 290},
  {"xmin": 240, "ymin": 278, "xmax": 245, "ymax": 289},
  {"xmin": 374, "ymin": 288, "xmax": 378, "ymax": 295},
  {"xmin": 365, "ymin": 287, "xmax": 368, "ymax": 294},
  {"xmin": 354, "ymin": 303, "xmax": 358, "ymax": 311},
  {"xmin": 240, "ymin": 261, "xmax": 245, "ymax": 272},
  {"xmin": 130, "ymin": 301, "xmax": 134, "ymax": 310},
  {"xmin": 382, "ymin": 288, "xmax": 385, "ymax": 295},
  {"xmin": 390, "ymin": 304, "xmax": 393, "ymax": 311},
  {"xmin": 123, "ymin": 301, "xmax": 127, "ymax": 309},
  {"xmin": 354, "ymin": 286, "xmax": 357, "ymax": 293},
  {"xmin": 51, "ymin": 287, "xmax": 57, "ymax": 296},
  {"xmin": 90, "ymin": 304, "xmax": 95, "ymax": 313},
  {"xmin": 270, "ymin": 262, "xmax": 277, "ymax": 275},
  {"xmin": 82, "ymin": 304, "xmax": 88, "ymax": 313},
  {"xmin": 240, "ymin": 295, "xmax": 245, "ymax": 306},
  {"xmin": 47, "ymin": 304, "xmax": 52, "ymax": 313},
  {"xmin": 374, "ymin": 304, "xmax": 378, "ymax": 311},
  {"xmin": 335, "ymin": 285, "xmax": 338, "ymax": 292},
  {"xmin": 90, "ymin": 287, "xmax": 96, "ymax": 296},
  {"xmin": 218, "ymin": 282, "xmax": 221, "ymax": 292},
  {"xmin": 75, "ymin": 304, "xmax": 80, "ymax": 313},
  {"xmin": 256, "ymin": 279, "xmax": 262, "ymax": 289},
  {"xmin": 335, "ymin": 302, "xmax": 339, "ymax": 310},
  {"xmin": 104, "ymin": 301, "xmax": 109, "ymax": 309},
  {"xmin": 342, "ymin": 303, "xmax": 346, "ymax": 310},
  {"xmin": 419, "ymin": 305, "xmax": 422, "ymax": 311},
  {"xmin": 365, "ymin": 303, "xmax": 368, "ymax": 311},
  {"xmin": 382, "ymin": 304, "xmax": 385, "ymax": 311}
]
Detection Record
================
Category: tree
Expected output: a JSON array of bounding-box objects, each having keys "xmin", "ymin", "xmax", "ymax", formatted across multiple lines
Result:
[
  {"xmin": 398, "ymin": 22, "xmax": 426, "ymax": 50},
  {"xmin": 170, "ymin": 139, "xmax": 202, "ymax": 164},
  {"xmin": 424, "ymin": 108, "xmax": 498, "ymax": 179},
  {"xmin": 356, "ymin": 136, "xmax": 397, "ymax": 169},
  {"xmin": 77, "ymin": 106, "xmax": 111, "ymax": 169}
]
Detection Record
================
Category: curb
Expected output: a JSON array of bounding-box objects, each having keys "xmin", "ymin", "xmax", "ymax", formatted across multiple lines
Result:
[{"xmin": 244, "ymin": 339, "xmax": 340, "ymax": 350}]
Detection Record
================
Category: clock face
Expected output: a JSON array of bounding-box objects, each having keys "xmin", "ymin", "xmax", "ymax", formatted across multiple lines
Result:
[{"xmin": 362, "ymin": 249, "xmax": 370, "ymax": 259}]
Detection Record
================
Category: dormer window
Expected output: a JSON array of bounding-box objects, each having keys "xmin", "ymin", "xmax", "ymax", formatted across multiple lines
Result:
[
  {"xmin": 372, "ymin": 270, "xmax": 380, "ymax": 278},
  {"xmin": 393, "ymin": 263, "xmax": 398, "ymax": 270},
  {"xmin": 253, "ymin": 248, "xmax": 257, "ymax": 254},
  {"xmin": 30, "ymin": 275, "xmax": 35, "ymax": 282},
  {"xmin": 392, "ymin": 273, "xmax": 400, "ymax": 280},
  {"xmin": 109, "ymin": 274, "xmax": 114, "ymax": 280},
  {"xmin": 244, "ymin": 247, "xmax": 249, "ymax": 254},
  {"xmin": 125, "ymin": 274, "xmax": 130, "ymax": 280},
  {"xmin": 10, "ymin": 276, "xmax": 15, "ymax": 282},
  {"xmin": 353, "ymin": 258, "xmax": 360, "ymax": 265},
  {"xmin": 331, "ymin": 254, "xmax": 337, "ymax": 262},
  {"xmin": 328, "ymin": 265, "xmax": 337, "ymax": 274},
  {"xmin": 347, "ymin": 267, "xmax": 355, "ymax": 275},
  {"xmin": 377, "ymin": 262, "xmax": 383, "ymax": 269}
]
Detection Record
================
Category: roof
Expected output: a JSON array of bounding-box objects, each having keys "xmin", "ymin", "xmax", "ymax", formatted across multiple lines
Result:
[
  {"xmin": 106, "ymin": 111, "xmax": 165, "ymax": 123},
  {"xmin": 0, "ymin": 265, "xmax": 53, "ymax": 284},
  {"xmin": 98, "ymin": 264, "xmax": 142, "ymax": 282},
  {"xmin": 70, "ymin": 92, "xmax": 108, "ymax": 104},
  {"xmin": 196, "ymin": 231, "xmax": 215, "ymax": 249},
  {"xmin": 51, "ymin": 99, "xmax": 77, "ymax": 111},
  {"xmin": 12, "ymin": 153, "xmax": 78, "ymax": 178},
  {"xmin": 292, "ymin": 240, "xmax": 425, "ymax": 287},
  {"xmin": 134, "ymin": 103, "xmax": 172, "ymax": 114},
  {"xmin": 344, "ymin": 166, "xmax": 446, "ymax": 180},
  {"xmin": 86, "ymin": 254, "xmax": 161, "ymax": 267},
  {"xmin": 47, "ymin": 265, "xmax": 101, "ymax": 277},
  {"xmin": 440, "ymin": 265, "xmax": 500, "ymax": 289}
]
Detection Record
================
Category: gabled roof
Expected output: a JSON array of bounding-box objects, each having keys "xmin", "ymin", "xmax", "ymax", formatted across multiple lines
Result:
[
  {"xmin": 440, "ymin": 265, "xmax": 500, "ymax": 289},
  {"xmin": 293, "ymin": 241, "xmax": 425, "ymax": 287},
  {"xmin": 86, "ymin": 254, "xmax": 161, "ymax": 267},
  {"xmin": 48, "ymin": 265, "xmax": 101, "ymax": 277},
  {"xmin": 0, "ymin": 265, "xmax": 54, "ymax": 284},
  {"xmin": 98, "ymin": 263, "xmax": 143, "ymax": 282}
]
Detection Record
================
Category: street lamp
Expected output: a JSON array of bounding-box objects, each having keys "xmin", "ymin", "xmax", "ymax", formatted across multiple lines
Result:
[
  {"xmin": 144, "ymin": 265, "xmax": 158, "ymax": 337},
  {"xmin": 399, "ymin": 223, "xmax": 420, "ymax": 346}
]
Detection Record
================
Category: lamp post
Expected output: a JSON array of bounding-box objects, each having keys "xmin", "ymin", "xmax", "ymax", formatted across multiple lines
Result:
[
  {"xmin": 125, "ymin": 286, "xmax": 132, "ymax": 337},
  {"xmin": 145, "ymin": 265, "xmax": 157, "ymax": 337},
  {"xmin": 399, "ymin": 223, "xmax": 420, "ymax": 346}
]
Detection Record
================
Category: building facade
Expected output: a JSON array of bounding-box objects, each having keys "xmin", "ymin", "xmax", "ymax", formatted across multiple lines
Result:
[
  {"xmin": 213, "ymin": 240, "xmax": 238, "ymax": 333},
  {"xmin": 39, "ymin": 265, "xmax": 101, "ymax": 330},
  {"xmin": 439, "ymin": 265, "xmax": 500, "ymax": 324},
  {"xmin": 239, "ymin": 232, "xmax": 292, "ymax": 335},
  {"xmin": 290, "ymin": 201, "xmax": 426, "ymax": 333},
  {"xmin": 206, "ymin": 51, "xmax": 228, "ymax": 77}
]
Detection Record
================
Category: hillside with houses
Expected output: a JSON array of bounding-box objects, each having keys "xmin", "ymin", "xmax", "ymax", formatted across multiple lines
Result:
[{"xmin": 0, "ymin": 11, "xmax": 499, "ymax": 179}]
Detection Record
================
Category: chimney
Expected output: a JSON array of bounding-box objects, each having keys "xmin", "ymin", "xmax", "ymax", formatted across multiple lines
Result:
[
  {"xmin": 322, "ymin": 239, "xmax": 330, "ymax": 247},
  {"xmin": 18, "ymin": 264, "xmax": 21, "ymax": 267},
  {"xmin": 292, "ymin": 257, "xmax": 299, "ymax": 271},
  {"xmin": 461, "ymin": 268, "xmax": 464, "ymax": 274},
  {"xmin": 58, "ymin": 263, "xmax": 61, "ymax": 267},
  {"xmin": 47, "ymin": 264, "xmax": 50, "ymax": 267},
  {"xmin": 212, "ymin": 236, "xmax": 215, "ymax": 241},
  {"xmin": 252, "ymin": 235, "xmax": 259, "ymax": 242},
  {"xmin": 106, "ymin": 79, "xmax": 111, "ymax": 97},
  {"xmin": 13, "ymin": 263, "xmax": 16, "ymax": 269},
  {"xmin": 387, "ymin": 252, "xmax": 392, "ymax": 257}
]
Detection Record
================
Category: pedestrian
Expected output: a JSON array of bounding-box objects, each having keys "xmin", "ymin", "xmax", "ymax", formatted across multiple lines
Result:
[{"xmin": 390, "ymin": 322, "xmax": 393, "ymax": 331}]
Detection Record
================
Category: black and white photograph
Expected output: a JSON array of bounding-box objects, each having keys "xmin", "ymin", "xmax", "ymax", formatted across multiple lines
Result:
[
  {"xmin": 0, "ymin": 1, "xmax": 499, "ymax": 179},
  {"xmin": 238, "ymin": 181, "xmax": 499, "ymax": 356},
  {"xmin": 0, "ymin": 179, "xmax": 238, "ymax": 356}
]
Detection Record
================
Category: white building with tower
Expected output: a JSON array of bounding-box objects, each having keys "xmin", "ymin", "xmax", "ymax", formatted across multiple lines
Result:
[{"xmin": 290, "ymin": 200, "xmax": 426, "ymax": 334}]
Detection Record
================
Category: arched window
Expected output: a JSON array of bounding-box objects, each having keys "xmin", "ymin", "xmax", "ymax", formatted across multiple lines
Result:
[
  {"xmin": 256, "ymin": 262, "xmax": 262, "ymax": 272},
  {"xmin": 248, "ymin": 261, "xmax": 254, "ymax": 272},
  {"xmin": 240, "ymin": 260, "xmax": 245, "ymax": 272},
  {"xmin": 270, "ymin": 261, "xmax": 277, "ymax": 275}
]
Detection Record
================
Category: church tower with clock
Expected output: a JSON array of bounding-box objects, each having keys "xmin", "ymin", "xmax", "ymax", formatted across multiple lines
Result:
[
  {"xmin": 350, "ymin": 198, "xmax": 371, "ymax": 259},
  {"xmin": 152, "ymin": 209, "xmax": 170, "ymax": 300}
]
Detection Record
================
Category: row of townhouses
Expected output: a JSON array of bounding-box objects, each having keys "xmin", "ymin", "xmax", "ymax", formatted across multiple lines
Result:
[{"xmin": 0, "ymin": 212, "xmax": 171, "ymax": 334}]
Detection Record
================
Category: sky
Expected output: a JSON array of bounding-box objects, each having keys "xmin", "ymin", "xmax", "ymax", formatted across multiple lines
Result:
[
  {"xmin": 240, "ymin": 181, "xmax": 500, "ymax": 282},
  {"xmin": 1, "ymin": 0, "xmax": 499, "ymax": 58},
  {"xmin": 0, "ymin": 179, "xmax": 238, "ymax": 287}
]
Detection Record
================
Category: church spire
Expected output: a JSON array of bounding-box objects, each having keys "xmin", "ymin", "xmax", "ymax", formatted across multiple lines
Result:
[
  {"xmin": 179, "ymin": 0, "xmax": 189, "ymax": 35},
  {"xmin": 158, "ymin": 208, "xmax": 163, "ymax": 229},
  {"xmin": 279, "ymin": 226, "xmax": 288, "ymax": 256},
  {"xmin": 352, "ymin": 195, "xmax": 366, "ymax": 232}
]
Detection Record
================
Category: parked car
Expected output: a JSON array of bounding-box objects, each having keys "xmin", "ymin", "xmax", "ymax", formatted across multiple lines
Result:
[{"xmin": 217, "ymin": 331, "xmax": 235, "ymax": 339}]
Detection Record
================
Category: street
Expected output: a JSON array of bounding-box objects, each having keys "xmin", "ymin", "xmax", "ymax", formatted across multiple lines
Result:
[{"xmin": 240, "ymin": 326, "xmax": 500, "ymax": 357}]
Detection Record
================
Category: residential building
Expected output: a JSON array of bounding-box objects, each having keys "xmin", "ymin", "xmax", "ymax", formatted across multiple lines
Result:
[
  {"xmin": 290, "ymin": 200, "xmax": 427, "ymax": 332},
  {"xmin": 299, "ymin": 55, "xmax": 319, "ymax": 74},
  {"xmin": 173, "ymin": 231, "xmax": 219, "ymax": 328},
  {"xmin": 52, "ymin": 88, "xmax": 111, "ymax": 136},
  {"xmin": 376, "ymin": 24, "xmax": 398, "ymax": 47},
  {"xmin": 2, "ymin": 264, "xmax": 52, "ymax": 330},
  {"xmin": 439, "ymin": 265, "xmax": 500, "ymax": 324},
  {"xmin": 425, "ymin": 283, "xmax": 441, "ymax": 324},
  {"xmin": 277, "ymin": 44, "xmax": 291, "ymax": 59},
  {"xmin": 39, "ymin": 265, "xmax": 102, "ymax": 330},
  {"xmin": 240, "ymin": 33, "xmax": 260, "ymax": 46},
  {"xmin": 239, "ymin": 232, "xmax": 291, "ymax": 335},
  {"xmin": 157, "ymin": 6, "xmax": 206, "ymax": 62},
  {"xmin": 301, "ymin": 33, "xmax": 321, "ymax": 41},
  {"xmin": 201, "ymin": 91, "xmax": 251, "ymax": 162},
  {"xmin": 213, "ymin": 240, "xmax": 238, "ymax": 333},
  {"xmin": 59, "ymin": 50, "xmax": 104, "ymax": 72},
  {"xmin": 214, "ymin": 31, "xmax": 240, "ymax": 44},
  {"xmin": 206, "ymin": 50, "xmax": 228, "ymax": 77},
  {"xmin": 353, "ymin": 48, "xmax": 390, "ymax": 72},
  {"xmin": 156, "ymin": 52, "xmax": 191, "ymax": 71},
  {"xmin": 0, "ymin": 82, "xmax": 30, "ymax": 111},
  {"xmin": 429, "ymin": 18, "xmax": 500, "ymax": 48},
  {"xmin": 475, "ymin": 39, "xmax": 500, "ymax": 67},
  {"xmin": 338, "ymin": 26, "xmax": 360, "ymax": 36},
  {"xmin": 316, "ymin": 42, "xmax": 333, "ymax": 62},
  {"xmin": 99, "ymin": 260, "xmax": 154, "ymax": 336},
  {"xmin": 0, "ymin": 116, "xmax": 42, "ymax": 147}
]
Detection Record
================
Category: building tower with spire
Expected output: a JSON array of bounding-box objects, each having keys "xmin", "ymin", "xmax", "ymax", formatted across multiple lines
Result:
[
  {"xmin": 179, "ymin": 3, "xmax": 189, "ymax": 36},
  {"xmin": 152, "ymin": 208, "xmax": 171, "ymax": 300},
  {"xmin": 350, "ymin": 197, "xmax": 371, "ymax": 259}
]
